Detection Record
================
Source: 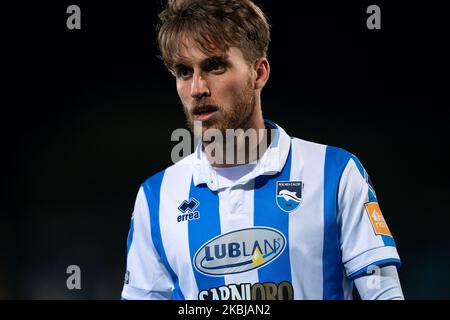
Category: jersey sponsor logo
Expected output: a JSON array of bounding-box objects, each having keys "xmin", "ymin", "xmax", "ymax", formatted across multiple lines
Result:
[
  {"xmin": 177, "ymin": 197, "xmax": 200, "ymax": 222},
  {"xmin": 198, "ymin": 281, "xmax": 294, "ymax": 300},
  {"xmin": 365, "ymin": 201, "xmax": 392, "ymax": 237},
  {"xmin": 193, "ymin": 227, "xmax": 286, "ymax": 276},
  {"xmin": 276, "ymin": 181, "xmax": 303, "ymax": 212}
]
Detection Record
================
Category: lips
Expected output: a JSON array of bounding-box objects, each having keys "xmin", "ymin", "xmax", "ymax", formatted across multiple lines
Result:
[{"xmin": 193, "ymin": 105, "xmax": 219, "ymax": 121}]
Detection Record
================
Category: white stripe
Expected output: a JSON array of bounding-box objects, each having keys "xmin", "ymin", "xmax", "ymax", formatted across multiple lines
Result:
[
  {"xmin": 124, "ymin": 187, "xmax": 173, "ymax": 299},
  {"xmin": 289, "ymin": 138, "xmax": 326, "ymax": 299},
  {"xmin": 339, "ymin": 158, "xmax": 388, "ymax": 272},
  {"xmin": 219, "ymin": 181, "xmax": 260, "ymax": 289},
  {"xmin": 127, "ymin": 187, "xmax": 166, "ymax": 289},
  {"xmin": 159, "ymin": 155, "xmax": 199, "ymax": 299}
]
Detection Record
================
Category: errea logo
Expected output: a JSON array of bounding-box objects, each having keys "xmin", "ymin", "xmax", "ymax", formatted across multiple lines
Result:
[
  {"xmin": 177, "ymin": 198, "xmax": 200, "ymax": 222},
  {"xmin": 194, "ymin": 227, "xmax": 286, "ymax": 276}
]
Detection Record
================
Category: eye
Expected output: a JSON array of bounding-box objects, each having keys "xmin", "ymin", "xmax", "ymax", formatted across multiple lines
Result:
[
  {"xmin": 175, "ymin": 66, "xmax": 193, "ymax": 79},
  {"xmin": 205, "ymin": 60, "xmax": 227, "ymax": 73}
]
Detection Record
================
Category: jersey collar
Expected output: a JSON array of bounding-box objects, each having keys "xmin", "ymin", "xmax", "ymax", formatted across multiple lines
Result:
[{"xmin": 192, "ymin": 119, "xmax": 291, "ymax": 191}]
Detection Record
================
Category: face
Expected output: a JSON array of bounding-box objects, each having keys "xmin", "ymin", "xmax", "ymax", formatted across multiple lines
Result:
[{"xmin": 173, "ymin": 43, "xmax": 256, "ymax": 136}]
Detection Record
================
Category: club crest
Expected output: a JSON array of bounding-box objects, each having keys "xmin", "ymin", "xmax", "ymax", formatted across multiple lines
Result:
[{"xmin": 276, "ymin": 181, "xmax": 303, "ymax": 213}]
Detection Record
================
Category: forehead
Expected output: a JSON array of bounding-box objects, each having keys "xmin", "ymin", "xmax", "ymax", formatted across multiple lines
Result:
[{"xmin": 174, "ymin": 36, "xmax": 245, "ymax": 65}]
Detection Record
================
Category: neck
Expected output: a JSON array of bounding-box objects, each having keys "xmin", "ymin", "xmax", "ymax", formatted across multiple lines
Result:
[{"xmin": 204, "ymin": 110, "xmax": 273, "ymax": 168}]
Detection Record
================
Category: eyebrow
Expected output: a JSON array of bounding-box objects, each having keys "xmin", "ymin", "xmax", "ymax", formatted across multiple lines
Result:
[{"xmin": 173, "ymin": 55, "xmax": 230, "ymax": 71}]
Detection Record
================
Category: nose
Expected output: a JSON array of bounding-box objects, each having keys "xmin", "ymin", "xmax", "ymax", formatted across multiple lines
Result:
[{"xmin": 190, "ymin": 72, "xmax": 210, "ymax": 100}]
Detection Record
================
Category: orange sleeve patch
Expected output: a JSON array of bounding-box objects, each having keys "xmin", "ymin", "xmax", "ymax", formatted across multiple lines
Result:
[{"xmin": 365, "ymin": 202, "xmax": 392, "ymax": 237}]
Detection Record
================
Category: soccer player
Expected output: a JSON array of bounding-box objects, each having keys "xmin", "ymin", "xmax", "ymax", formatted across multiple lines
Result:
[{"xmin": 121, "ymin": 0, "xmax": 404, "ymax": 300}]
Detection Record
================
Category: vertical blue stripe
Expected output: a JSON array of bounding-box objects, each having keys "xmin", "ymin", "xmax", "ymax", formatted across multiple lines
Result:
[
  {"xmin": 188, "ymin": 179, "xmax": 225, "ymax": 293},
  {"xmin": 254, "ymin": 143, "xmax": 292, "ymax": 285},
  {"xmin": 323, "ymin": 146, "xmax": 351, "ymax": 300},
  {"xmin": 143, "ymin": 171, "xmax": 185, "ymax": 300}
]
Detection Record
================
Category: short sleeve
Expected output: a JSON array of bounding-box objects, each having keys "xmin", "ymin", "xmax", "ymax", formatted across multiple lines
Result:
[
  {"xmin": 121, "ymin": 186, "xmax": 174, "ymax": 299},
  {"xmin": 337, "ymin": 156, "xmax": 401, "ymax": 279}
]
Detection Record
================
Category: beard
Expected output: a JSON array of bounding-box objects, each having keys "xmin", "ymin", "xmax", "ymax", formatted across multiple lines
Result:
[{"xmin": 182, "ymin": 76, "xmax": 256, "ymax": 139}]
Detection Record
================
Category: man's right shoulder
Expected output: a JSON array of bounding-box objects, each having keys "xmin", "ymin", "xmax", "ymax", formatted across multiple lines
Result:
[{"xmin": 141, "ymin": 153, "xmax": 196, "ymax": 190}]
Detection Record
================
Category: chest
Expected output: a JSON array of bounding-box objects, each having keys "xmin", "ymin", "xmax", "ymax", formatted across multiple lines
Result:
[{"xmin": 159, "ymin": 175, "xmax": 327, "ymax": 277}]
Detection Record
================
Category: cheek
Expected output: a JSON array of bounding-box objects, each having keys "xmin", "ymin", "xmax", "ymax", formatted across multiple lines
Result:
[
  {"xmin": 176, "ymin": 81, "xmax": 190, "ymax": 102},
  {"xmin": 214, "ymin": 77, "xmax": 248, "ymax": 101}
]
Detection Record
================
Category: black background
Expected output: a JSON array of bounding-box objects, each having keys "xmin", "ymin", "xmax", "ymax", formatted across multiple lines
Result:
[{"xmin": 2, "ymin": 0, "xmax": 449, "ymax": 299}]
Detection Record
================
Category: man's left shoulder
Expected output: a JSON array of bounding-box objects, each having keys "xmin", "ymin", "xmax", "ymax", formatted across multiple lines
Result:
[
  {"xmin": 290, "ymin": 136, "xmax": 328, "ymax": 154},
  {"xmin": 291, "ymin": 137, "xmax": 363, "ymax": 172},
  {"xmin": 290, "ymin": 137, "xmax": 352, "ymax": 159}
]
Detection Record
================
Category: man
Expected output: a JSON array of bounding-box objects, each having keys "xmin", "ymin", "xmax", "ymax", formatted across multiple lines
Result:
[{"xmin": 121, "ymin": 0, "xmax": 404, "ymax": 300}]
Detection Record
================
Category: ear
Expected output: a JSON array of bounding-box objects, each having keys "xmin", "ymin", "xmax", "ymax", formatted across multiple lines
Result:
[{"xmin": 253, "ymin": 57, "xmax": 270, "ymax": 90}]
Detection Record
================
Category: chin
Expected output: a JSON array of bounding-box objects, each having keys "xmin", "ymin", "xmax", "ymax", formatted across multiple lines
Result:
[{"xmin": 201, "ymin": 118, "xmax": 221, "ymax": 131}]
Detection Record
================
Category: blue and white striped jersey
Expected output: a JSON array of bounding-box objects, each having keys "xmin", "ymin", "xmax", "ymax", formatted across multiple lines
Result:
[{"xmin": 121, "ymin": 120, "xmax": 400, "ymax": 300}]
